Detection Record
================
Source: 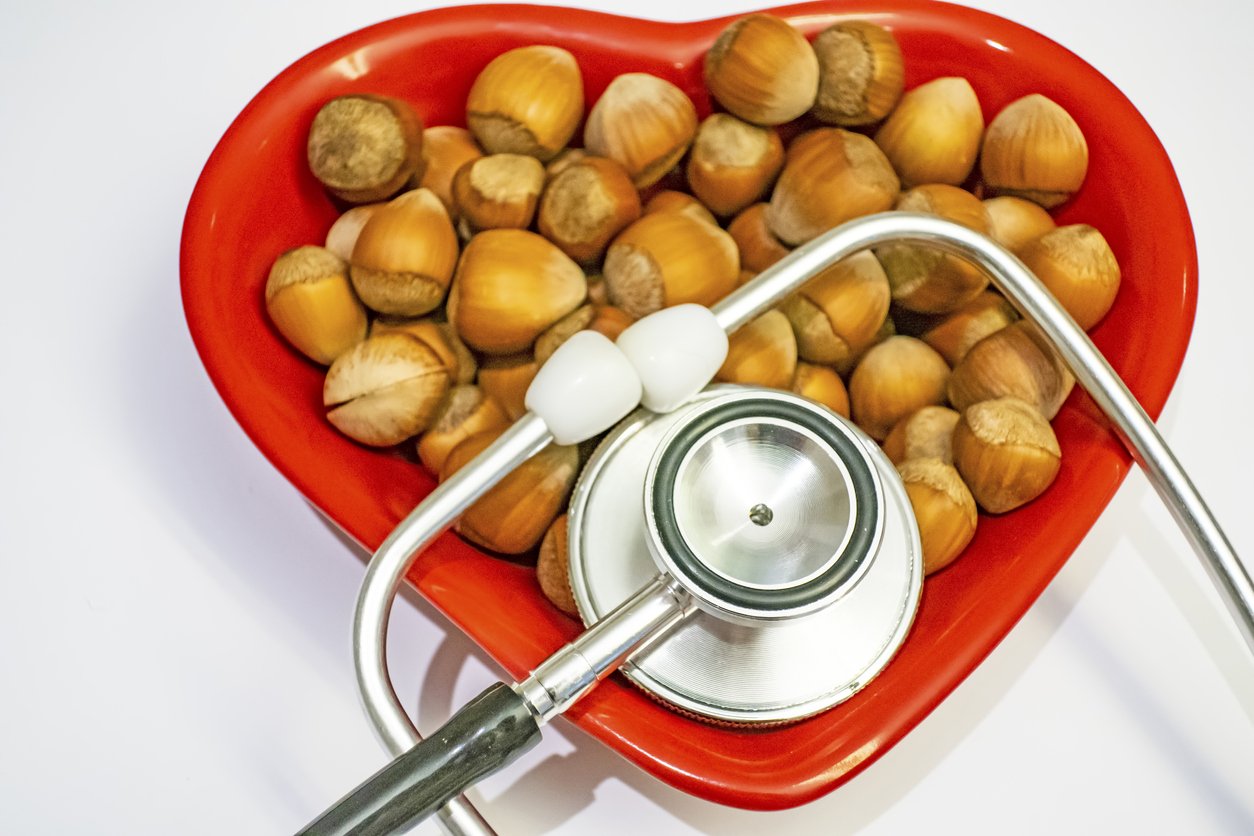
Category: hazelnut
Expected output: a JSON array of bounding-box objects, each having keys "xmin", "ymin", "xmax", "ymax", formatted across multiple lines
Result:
[
  {"xmin": 477, "ymin": 354, "xmax": 540, "ymax": 421},
  {"xmin": 874, "ymin": 77, "xmax": 983, "ymax": 187},
  {"xmin": 265, "ymin": 246, "xmax": 367, "ymax": 365},
  {"xmin": 325, "ymin": 204, "xmax": 383, "ymax": 262},
  {"xmin": 603, "ymin": 211, "xmax": 739, "ymax": 318},
  {"xmin": 584, "ymin": 73, "xmax": 698, "ymax": 187},
  {"xmin": 466, "ymin": 45, "xmax": 583, "ymax": 161},
  {"xmin": 848, "ymin": 335, "xmax": 950, "ymax": 440},
  {"xmin": 350, "ymin": 188, "xmax": 459, "ymax": 317},
  {"xmin": 882, "ymin": 405, "xmax": 960, "ymax": 465},
  {"xmin": 447, "ymin": 229, "xmax": 587, "ymax": 354},
  {"xmin": 715, "ymin": 309, "xmax": 798, "ymax": 389},
  {"xmin": 920, "ymin": 290, "xmax": 1019, "ymax": 367},
  {"xmin": 952, "ymin": 397, "xmax": 1062, "ymax": 513},
  {"xmin": 323, "ymin": 332, "xmax": 450, "ymax": 446},
  {"xmin": 544, "ymin": 148, "xmax": 589, "ymax": 180},
  {"xmin": 643, "ymin": 190, "xmax": 719, "ymax": 227},
  {"xmin": 792, "ymin": 362, "xmax": 850, "ymax": 418},
  {"xmin": 451, "ymin": 153, "xmax": 545, "ymax": 231},
  {"xmin": 728, "ymin": 203, "xmax": 791, "ymax": 273},
  {"xmin": 537, "ymin": 156, "xmax": 641, "ymax": 265},
  {"xmin": 686, "ymin": 114, "xmax": 784, "ymax": 217},
  {"xmin": 306, "ymin": 94, "xmax": 424, "ymax": 203},
  {"xmin": 537, "ymin": 514, "xmax": 579, "ymax": 617},
  {"xmin": 442, "ymin": 430, "xmax": 579, "ymax": 554},
  {"xmin": 948, "ymin": 320, "xmax": 1074, "ymax": 419},
  {"xmin": 835, "ymin": 315, "xmax": 896, "ymax": 376},
  {"xmin": 876, "ymin": 184, "xmax": 992, "ymax": 314},
  {"xmin": 704, "ymin": 14, "xmax": 819, "ymax": 126},
  {"xmin": 370, "ymin": 317, "xmax": 477, "ymax": 385},
  {"xmin": 811, "ymin": 20, "xmax": 904, "ymax": 126},
  {"xmin": 766, "ymin": 128, "xmax": 899, "ymax": 245},
  {"xmin": 417, "ymin": 384, "xmax": 510, "ymax": 475},
  {"xmin": 779, "ymin": 250, "xmax": 890, "ymax": 366},
  {"xmin": 981, "ymin": 94, "xmax": 1088, "ymax": 208},
  {"xmin": 414, "ymin": 126, "xmax": 484, "ymax": 216},
  {"xmin": 534, "ymin": 304, "xmax": 634, "ymax": 365},
  {"xmin": 982, "ymin": 196, "xmax": 1055, "ymax": 255},
  {"xmin": 1018, "ymin": 224, "xmax": 1121, "ymax": 330},
  {"xmin": 896, "ymin": 458, "xmax": 978, "ymax": 574}
]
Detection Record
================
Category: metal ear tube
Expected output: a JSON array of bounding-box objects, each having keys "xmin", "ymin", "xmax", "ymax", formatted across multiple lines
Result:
[{"xmin": 300, "ymin": 213, "xmax": 1253, "ymax": 836}]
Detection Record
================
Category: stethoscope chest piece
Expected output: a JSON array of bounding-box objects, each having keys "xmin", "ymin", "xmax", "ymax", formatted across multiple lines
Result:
[{"xmin": 568, "ymin": 386, "xmax": 924, "ymax": 725}]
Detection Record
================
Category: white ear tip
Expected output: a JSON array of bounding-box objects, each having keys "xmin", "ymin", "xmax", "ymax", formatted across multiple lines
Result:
[
  {"xmin": 524, "ymin": 331, "xmax": 643, "ymax": 445},
  {"xmin": 616, "ymin": 304, "xmax": 729, "ymax": 414}
]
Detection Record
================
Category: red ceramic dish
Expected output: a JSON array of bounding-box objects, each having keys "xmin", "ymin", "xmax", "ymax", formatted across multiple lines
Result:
[{"xmin": 180, "ymin": 0, "xmax": 1196, "ymax": 811}]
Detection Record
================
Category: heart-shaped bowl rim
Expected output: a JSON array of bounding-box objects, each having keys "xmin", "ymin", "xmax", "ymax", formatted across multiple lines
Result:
[{"xmin": 180, "ymin": 0, "xmax": 1196, "ymax": 810}]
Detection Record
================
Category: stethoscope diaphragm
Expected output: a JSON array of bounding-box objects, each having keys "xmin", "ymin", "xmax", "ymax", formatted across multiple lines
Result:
[{"xmin": 568, "ymin": 386, "xmax": 922, "ymax": 725}]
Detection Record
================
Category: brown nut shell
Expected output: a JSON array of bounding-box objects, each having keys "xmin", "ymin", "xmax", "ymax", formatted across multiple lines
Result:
[
  {"xmin": 477, "ymin": 354, "xmax": 539, "ymax": 421},
  {"xmin": 1017, "ymin": 224, "xmax": 1121, "ymax": 330},
  {"xmin": 874, "ymin": 77, "xmax": 983, "ymax": 187},
  {"xmin": 325, "ymin": 204, "xmax": 383, "ymax": 263},
  {"xmin": 896, "ymin": 458, "xmax": 978, "ymax": 574},
  {"xmin": 919, "ymin": 290, "xmax": 1019, "ymax": 367},
  {"xmin": 415, "ymin": 126, "xmax": 484, "ymax": 216},
  {"xmin": 882, "ymin": 405, "xmax": 960, "ymax": 465},
  {"xmin": 323, "ymin": 332, "xmax": 450, "ymax": 446},
  {"xmin": 451, "ymin": 153, "xmax": 545, "ymax": 231},
  {"xmin": 848, "ymin": 335, "xmax": 950, "ymax": 440},
  {"xmin": 538, "ymin": 156, "xmax": 641, "ymax": 265},
  {"xmin": 876, "ymin": 184, "xmax": 992, "ymax": 314},
  {"xmin": 350, "ymin": 188, "xmax": 459, "ymax": 317},
  {"xmin": 417, "ymin": 384, "xmax": 510, "ymax": 474},
  {"xmin": 947, "ymin": 320, "xmax": 1074, "ymax": 419},
  {"xmin": 980, "ymin": 94, "xmax": 1088, "ymax": 208},
  {"xmin": 715, "ymin": 309, "xmax": 798, "ymax": 390},
  {"xmin": 835, "ymin": 315, "xmax": 895, "ymax": 376},
  {"xmin": 534, "ymin": 304, "xmax": 635, "ymax": 365},
  {"xmin": 766, "ymin": 128, "xmax": 899, "ymax": 245},
  {"xmin": 265, "ymin": 245, "xmax": 368, "ymax": 365},
  {"xmin": 370, "ymin": 317, "xmax": 477, "ymax": 385},
  {"xmin": 779, "ymin": 250, "xmax": 890, "ymax": 366},
  {"xmin": 466, "ymin": 45, "xmax": 583, "ymax": 161},
  {"xmin": 447, "ymin": 229, "xmax": 587, "ymax": 354},
  {"xmin": 603, "ymin": 211, "xmax": 739, "ymax": 318},
  {"xmin": 443, "ymin": 430, "xmax": 580, "ymax": 554},
  {"xmin": 704, "ymin": 14, "xmax": 820, "ymax": 126},
  {"xmin": 811, "ymin": 20, "xmax": 905, "ymax": 126},
  {"xmin": 728, "ymin": 203, "xmax": 791, "ymax": 273},
  {"xmin": 792, "ymin": 362, "xmax": 850, "ymax": 418},
  {"xmin": 686, "ymin": 114, "xmax": 784, "ymax": 217},
  {"xmin": 307, "ymin": 94, "xmax": 424, "ymax": 203},
  {"xmin": 537, "ymin": 514, "xmax": 579, "ymax": 617},
  {"xmin": 584, "ymin": 73, "xmax": 698, "ymax": 187},
  {"xmin": 545, "ymin": 148, "xmax": 589, "ymax": 180},
  {"xmin": 982, "ymin": 196, "xmax": 1056, "ymax": 254},
  {"xmin": 952, "ymin": 397, "xmax": 1062, "ymax": 513},
  {"xmin": 643, "ymin": 190, "xmax": 719, "ymax": 227}
]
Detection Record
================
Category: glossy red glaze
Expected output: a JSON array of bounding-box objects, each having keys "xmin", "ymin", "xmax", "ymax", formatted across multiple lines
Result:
[{"xmin": 180, "ymin": 1, "xmax": 1197, "ymax": 810}]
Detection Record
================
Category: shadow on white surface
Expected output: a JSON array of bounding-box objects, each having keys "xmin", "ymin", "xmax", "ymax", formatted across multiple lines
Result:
[{"xmin": 1038, "ymin": 588, "xmax": 1254, "ymax": 831}]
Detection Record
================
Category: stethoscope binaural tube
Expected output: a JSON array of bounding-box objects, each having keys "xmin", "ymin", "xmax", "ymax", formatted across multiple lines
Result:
[{"xmin": 301, "ymin": 213, "xmax": 1254, "ymax": 836}]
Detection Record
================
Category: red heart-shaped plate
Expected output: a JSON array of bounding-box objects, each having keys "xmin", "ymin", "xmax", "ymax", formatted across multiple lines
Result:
[{"xmin": 180, "ymin": 0, "xmax": 1196, "ymax": 810}]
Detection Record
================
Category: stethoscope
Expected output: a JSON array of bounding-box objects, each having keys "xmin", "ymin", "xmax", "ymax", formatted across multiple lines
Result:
[{"xmin": 301, "ymin": 213, "xmax": 1254, "ymax": 836}]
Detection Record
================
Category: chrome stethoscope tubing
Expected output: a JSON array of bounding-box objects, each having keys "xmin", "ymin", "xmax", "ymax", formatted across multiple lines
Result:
[{"xmin": 324, "ymin": 212, "xmax": 1251, "ymax": 836}]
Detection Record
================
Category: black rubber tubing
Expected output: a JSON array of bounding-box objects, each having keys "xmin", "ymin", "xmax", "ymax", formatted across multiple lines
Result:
[{"xmin": 298, "ymin": 682, "xmax": 542, "ymax": 835}]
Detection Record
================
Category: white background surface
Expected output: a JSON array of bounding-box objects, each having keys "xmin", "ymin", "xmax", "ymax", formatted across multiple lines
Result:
[{"xmin": 2, "ymin": 0, "xmax": 1253, "ymax": 833}]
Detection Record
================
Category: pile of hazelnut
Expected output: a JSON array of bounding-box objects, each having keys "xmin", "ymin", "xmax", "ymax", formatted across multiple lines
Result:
[{"xmin": 264, "ymin": 14, "xmax": 1120, "ymax": 615}]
